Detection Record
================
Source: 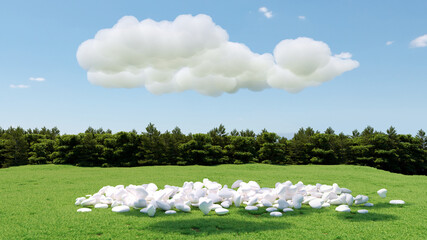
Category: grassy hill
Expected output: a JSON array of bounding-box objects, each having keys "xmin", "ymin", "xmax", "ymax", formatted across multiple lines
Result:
[{"xmin": 0, "ymin": 164, "xmax": 425, "ymax": 239}]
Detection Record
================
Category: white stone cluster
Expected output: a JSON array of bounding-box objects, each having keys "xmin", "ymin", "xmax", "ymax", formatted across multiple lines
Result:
[{"xmin": 75, "ymin": 179, "xmax": 404, "ymax": 217}]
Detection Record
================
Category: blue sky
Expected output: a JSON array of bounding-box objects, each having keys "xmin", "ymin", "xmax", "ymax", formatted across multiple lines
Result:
[{"xmin": 1, "ymin": 0, "xmax": 426, "ymax": 136}]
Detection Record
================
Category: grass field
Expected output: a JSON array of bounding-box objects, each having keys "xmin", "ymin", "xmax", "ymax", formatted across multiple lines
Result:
[{"xmin": 0, "ymin": 164, "xmax": 426, "ymax": 239}]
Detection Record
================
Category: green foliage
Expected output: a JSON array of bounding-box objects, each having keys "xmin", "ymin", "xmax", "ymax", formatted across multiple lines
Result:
[{"xmin": 0, "ymin": 125, "xmax": 425, "ymax": 175}]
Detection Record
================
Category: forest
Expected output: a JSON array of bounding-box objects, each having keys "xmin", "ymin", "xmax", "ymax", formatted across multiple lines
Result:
[{"xmin": 0, "ymin": 124, "xmax": 425, "ymax": 175}]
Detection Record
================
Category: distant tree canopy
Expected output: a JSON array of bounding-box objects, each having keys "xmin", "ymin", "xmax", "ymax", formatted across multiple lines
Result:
[{"xmin": 0, "ymin": 125, "xmax": 425, "ymax": 175}]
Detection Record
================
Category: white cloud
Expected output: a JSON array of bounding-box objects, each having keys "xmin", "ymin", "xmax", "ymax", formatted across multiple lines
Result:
[
  {"xmin": 334, "ymin": 52, "xmax": 352, "ymax": 59},
  {"xmin": 76, "ymin": 14, "xmax": 359, "ymax": 96},
  {"xmin": 410, "ymin": 34, "xmax": 427, "ymax": 48},
  {"xmin": 259, "ymin": 7, "xmax": 273, "ymax": 19},
  {"xmin": 386, "ymin": 41, "xmax": 393, "ymax": 46},
  {"xmin": 29, "ymin": 77, "xmax": 45, "ymax": 82},
  {"xmin": 298, "ymin": 16, "xmax": 306, "ymax": 20},
  {"xmin": 10, "ymin": 84, "xmax": 30, "ymax": 89}
]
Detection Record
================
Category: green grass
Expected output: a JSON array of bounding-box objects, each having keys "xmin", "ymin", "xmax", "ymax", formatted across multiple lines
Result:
[{"xmin": 0, "ymin": 164, "xmax": 426, "ymax": 239}]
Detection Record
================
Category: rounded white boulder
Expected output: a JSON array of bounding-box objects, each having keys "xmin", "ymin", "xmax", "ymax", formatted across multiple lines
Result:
[
  {"xmin": 112, "ymin": 205, "xmax": 130, "ymax": 213},
  {"xmin": 270, "ymin": 212, "xmax": 283, "ymax": 217},
  {"xmin": 94, "ymin": 203, "xmax": 108, "ymax": 209},
  {"xmin": 215, "ymin": 208, "xmax": 229, "ymax": 215},
  {"xmin": 390, "ymin": 200, "xmax": 405, "ymax": 205},
  {"xmin": 335, "ymin": 205, "xmax": 350, "ymax": 212},
  {"xmin": 377, "ymin": 189, "xmax": 387, "ymax": 198},
  {"xmin": 364, "ymin": 203, "xmax": 374, "ymax": 207},
  {"xmin": 245, "ymin": 206, "xmax": 258, "ymax": 211},
  {"xmin": 261, "ymin": 199, "xmax": 273, "ymax": 207},
  {"xmin": 277, "ymin": 199, "xmax": 290, "ymax": 209},
  {"xmin": 221, "ymin": 202, "xmax": 230, "ymax": 208},
  {"xmin": 77, "ymin": 208, "xmax": 92, "ymax": 212},
  {"xmin": 358, "ymin": 209, "xmax": 368, "ymax": 214},
  {"xmin": 147, "ymin": 205, "xmax": 156, "ymax": 217},
  {"xmin": 176, "ymin": 204, "xmax": 191, "ymax": 212},
  {"xmin": 309, "ymin": 199, "xmax": 323, "ymax": 209},
  {"xmin": 165, "ymin": 210, "xmax": 176, "ymax": 215},
  {"xmin": 266, "ymin": 207, "xmax": 278, "ymax": 212},
  {"xmin": 322, "ymin": 202, "xmax": 330, "ymax": 208},
  {"xmin": 282, "ymin": 208, "xmax": 294, "ymax": 213}
]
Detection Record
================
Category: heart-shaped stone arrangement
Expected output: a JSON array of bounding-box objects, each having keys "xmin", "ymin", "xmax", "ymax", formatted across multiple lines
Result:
[{"xmin": 75, "ymin": 179, "xmax": 404, "ymax": 217}]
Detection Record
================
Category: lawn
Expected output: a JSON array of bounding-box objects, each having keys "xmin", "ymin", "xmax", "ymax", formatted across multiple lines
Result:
[{"xmin": 0, "ymin": 164, "xmax": 426, "ymax": 239}]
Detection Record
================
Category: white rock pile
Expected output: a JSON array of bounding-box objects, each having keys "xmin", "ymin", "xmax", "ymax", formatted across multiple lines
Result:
[{"xmin": 75, "ymin": 179, "xmax": 404, "ymax": 217}]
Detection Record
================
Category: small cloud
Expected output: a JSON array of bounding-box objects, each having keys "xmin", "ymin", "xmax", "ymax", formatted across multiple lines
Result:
[
  {"xmin": 298, "ymin": 16, "xmax": 306, "ymax": 20},
  {"xmin": 334, "ymin": 52, "xmax": 352, "ymax": 59},
  {"xmin": 29, "ymin": 77, "xmax": 45, "ymax": 82},
  {"xmin": 386, "ymin": 41, "xmax": 394, "ymax": 46},
  {"xmin": 10, "ymin": 84, "xmax": 30, "ymax": 89},
  {"xmin": 410, "ymin": 34, "xmax": 427, "ymax": 48},
  {"xmin": 259, "ymin": 7, "xmax": 273, "ymax": 19}
]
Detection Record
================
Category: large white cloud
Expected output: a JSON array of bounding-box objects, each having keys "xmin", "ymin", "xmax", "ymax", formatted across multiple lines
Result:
[
  {"xmin": 77, "ymin": 14, "xmax": 359, "ymax": 96},
  {"xmin": 410, "ymin": 34, "xmax": 427, "ymax": 48}
]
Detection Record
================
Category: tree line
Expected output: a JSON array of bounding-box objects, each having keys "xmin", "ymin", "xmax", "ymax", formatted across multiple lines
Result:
[{"xmin": 0, "ymin": 124, "xmax": 425, "ymax": 175}]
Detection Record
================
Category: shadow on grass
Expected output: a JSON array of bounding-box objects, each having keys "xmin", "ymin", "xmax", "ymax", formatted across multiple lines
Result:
[
  {"xmin": 148, "ymin": 217, "xmax": 291, "ymax": 235},
  {"xmin": 235, "ymin": 206, "xmax": 319, "ymax": 218},
  {"xmin": 335, "ymin": 211, "xmax": 398, "ymax": 222},
  {"xmin": 365, "ymin": 202, "xmax": 409, "ymax": 209}
]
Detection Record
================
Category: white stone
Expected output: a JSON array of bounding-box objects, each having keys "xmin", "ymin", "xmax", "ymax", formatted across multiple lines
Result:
[
  {"xmin": 175, "ymin": 204, "xmax": 191, "ymax": 212},
  {"xmin": 303, "ymin": 196, "xmax": 318, "ymax": 204},
  {"xmin": 112, "ymin": 205, "xmax": 130, "ymax": 213},
  {"xmin": 247, "ymin": 196, "xmax": 258, "ymax": 206},
  {"xmin": 245, "ymin": 206, "xmax": 258, "ymax": 211},
  {"xmin": 354, "ymin": 195, "xmax": 369, "ymax": 205},
  {"xmin": 377, "ymin": 189, "xmax": 387, "ymax": 198},
  {"xmin": 329, "ymin": 198, "xmax": 343, "ymax": 205},
  {"xmin": 320, "ymin": 185, "xmax": 333, "ymax": 193},
  {"xmin": 231, "ymin": 180, "xmax": 243, "ymax": 189},
  {"xmin": 94, "ymin": 203, "xmax": 108, "ymax": 209},
  {"xmin": 282, "ymin": 208, "xmax": 294, "ymax": 212},
  {"xmin": 364, "ymin": 203, "xmax": 374, "ymax": 207},
  {"xmin": 261, "ymin": 199, "xmax": 273, "ymax": 207},
  {"xmin": 335, "ymin": 205, "xmax": 350, "ymax": 212},
  {"xmin": 390, "ymin": 200, "xmax": 405, "ymax": 205},
  {"xmin": 75, "ymin": 197, "xmax": 86, "ymax": 205},
  {"xmin": 345, "ymin": 194, "xmax": 354, "ymax": 206},
  {"xmin": 81, "ymin": 198, "xmax": 97, "ymax": 207},
  {"xmin": 221, "ymin": 201, "xmax": 230, "ymax": 208},
  {"xmin": 210, "ymin": 204, "xmax": 222, "ymax": 210},
  {"xmin": 266, "ymin": 207, "xmax": 278, "ymax": 212},
  {"xmin": 165, "ymin": 210, "xmax": 176, "ymax": 215},
  {"xmin": 77, "ymin": 208, "xmax": 92, "ymax": 212},
  {"xmin": 309, "ymin": 199, "xmax": 323, "ymax": 209},
  {"xmin": 322, "ymin": 202, "xmax": 330, "ymax": 208},
  {"xmin": 358, "ymin": 209, "xmax": 368, "ymax": 214},
  {"xmin": 111, "ymin": 201, "xmax": 122, "ymax": 208},
  {"xmin": 147, "ymin": 205, "xmax": 156, "ymax": 217},
  {"xmin": 341, "ymin": 188, "xmax": 352, "ymax": 193},
  {"xmin": 277, "ymin": 199, "xmax": 290, "ymax": 209},
  {"xmin": 215, "ymin": 208, "xmax": 229, "ymax": 215},
  {"xmin": 332, "ymin": 183, "xmax": 342, "ymax": 194},
  {"xmin": 199, "ymin": 200, "xmax": 212, "ymax": 215},
  {"xmin": 292, "ymin": 194, "xmax": 303, "ymax": 209},
  {"xmin": 270, "ymin": 212, "xmax": 283, "ymax": 217},
  {"xmin": 234, "ymin": 194, "xmax": 242, "ymax": 207},
  {"xmin": 156, "ymin": 200, "xmax": 171, "ymax": 211},
  {"xmin": 140, "ymin": 207, "xmax": 148, "ymax": 213},
  {"xmin": 218, "ymin": 188, "xmax": 233, "ymax": 199},
  {"xmin": 133, "ymin": 199, "xmax": 147, "ymax": 209}
]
